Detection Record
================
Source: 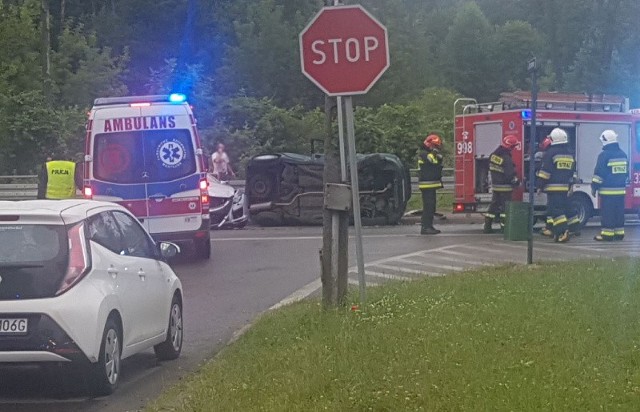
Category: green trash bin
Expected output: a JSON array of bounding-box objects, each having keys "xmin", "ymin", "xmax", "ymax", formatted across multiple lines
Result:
[{"xmin": 503, "ymin": 201, "xmax": 530, "ymax": 241}]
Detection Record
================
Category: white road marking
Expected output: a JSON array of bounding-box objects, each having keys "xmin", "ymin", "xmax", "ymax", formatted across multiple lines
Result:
[
  {"xmin": 456, "ymin": 244, "xmax": 525, "ymax": 261},
  {"xmin": 211, "ymin": 233, "xmax": 484, "ymax": 242},
  {"xmin": 395, "ymin": 258, "xmax": 464, "ymax": 271},
  {"xmin": 375, "ymin": 264, "xmax": 442, "ymax": 276},
  {"xmin": 430, "ymin": 249, "xmax": 492, "ymax": 265},
  {"xmin": 358, "ymin": 271, "xmax": 413, "ymax": 281},
  {"xmin": 349, "ymin": 278, "xmax": 380, "ymax": 287},
  {"xmin": 212, "ymin": 236, "xmax": 321, "ymax": 242}
]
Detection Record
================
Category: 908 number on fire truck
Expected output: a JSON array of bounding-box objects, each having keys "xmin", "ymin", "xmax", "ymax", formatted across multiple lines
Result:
[{"xmin": 457, "ymin": 142, "xmax": 473, "ymax": 155}]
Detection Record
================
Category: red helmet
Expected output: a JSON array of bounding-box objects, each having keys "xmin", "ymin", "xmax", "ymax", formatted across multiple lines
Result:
[
  {"xmin": 424, "ymin": 134, "xmax": 442, "ymax": 149},
  {"xmin": 501, "ymin": 135, "xmax": 518, "ymax": 150},
  {"xmin": 539, "ymin": 137, "xmax": 552, "ymax": 150}
]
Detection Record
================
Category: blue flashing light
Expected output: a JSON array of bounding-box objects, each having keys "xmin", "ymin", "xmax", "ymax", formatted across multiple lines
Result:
[
  {"xmin": 169, "ymin": 93, "xmax": 187, "ymax": 103},
  {"xmin": 521, "ymin": 109, "xmax": 532, "ymax": 120}
]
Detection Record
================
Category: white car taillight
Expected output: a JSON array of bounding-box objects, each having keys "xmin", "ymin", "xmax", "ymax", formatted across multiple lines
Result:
[{"xmin": 56, "ymin": 222, "xmax": 91, "ymax": 296}]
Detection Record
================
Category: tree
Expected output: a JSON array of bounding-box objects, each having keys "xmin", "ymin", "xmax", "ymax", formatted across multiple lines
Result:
[
  {"xmin": 216, "ymin": 0, "xmax": 322, "ymax": 108},
  {"xmin": 565, "ymin": 0, "xmax": 640, "ymax": 101},
  {"xmin": 491, "ymin": 21, "xmax": 543, "ymax": 93},
  {"xmin": 442, "ymin": 2, "xmax": 496, "ymax": 101},
  {"xmin": 51, "ymin": 26, "xmax": 128, "ymax": 106},
  {"xmin": 0, "ymin": 0, "xmax": 128, "ymax": 173}
]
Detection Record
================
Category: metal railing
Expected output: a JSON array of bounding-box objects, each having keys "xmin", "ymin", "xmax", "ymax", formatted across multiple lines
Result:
[
  {"xmin": 0, "ymin": 175, "xmax": 38, "ymax": 200},
  {"xmin": 0, "ymin": 171, "xmax": 454, "ymax": 201},
  {"xmin": 410, "ymin": 168, "xmax": 454, "ymax": 194}
]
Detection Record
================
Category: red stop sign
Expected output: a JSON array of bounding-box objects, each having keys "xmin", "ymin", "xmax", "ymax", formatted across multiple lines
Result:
[{"xmin": 299, "ymin": 5, "xmax": 390, "ymax": 96}]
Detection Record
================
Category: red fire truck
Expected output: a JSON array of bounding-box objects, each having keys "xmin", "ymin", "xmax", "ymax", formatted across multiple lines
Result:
[{"xmin": 453, "ymin": 92, "xmax": 640, "ymax": 226}]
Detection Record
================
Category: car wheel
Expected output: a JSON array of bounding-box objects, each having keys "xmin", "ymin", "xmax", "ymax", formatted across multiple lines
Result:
[
  {"xmin": 154, "ymin": 295, "xmax": 183, "ymax": 361},
  {"xmin": 89, "ymin": 317, "xmax": 121, "ymax": 396},
  {"xmin": 247, "ymin": 174, "xmax": 275, "ymax": 201},
  {"xmin": 194, "ymin": 238, "xmax": 211, "ymax": 260},
  {"xmin": 569, "ymin": 193, "xmax": 594, "ymax": 229}
]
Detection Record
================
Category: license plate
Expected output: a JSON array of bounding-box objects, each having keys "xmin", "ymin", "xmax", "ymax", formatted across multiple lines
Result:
[{"xmin": 0, "ymin": 318, "xmax": 28, "ymax": 335}]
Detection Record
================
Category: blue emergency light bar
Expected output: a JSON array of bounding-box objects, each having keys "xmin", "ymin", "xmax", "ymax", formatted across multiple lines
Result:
[
  {"xmin": 169, "ymin": 93, "xmax": 187, "ymax": 103},
  {"xmin": 93, "ymin": 94, "xmax": 188, "ymax": 106},
  {"xmin": 521, "ymin": 109, "xmax": 532, "ymax": 120}
]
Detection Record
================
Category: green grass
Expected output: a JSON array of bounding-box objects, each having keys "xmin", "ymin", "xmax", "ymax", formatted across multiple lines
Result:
[
  {"xmin": 148, "ymin": 259, "xmax": 640, "ymax": 411},
  {"xmin": 406, "ymin": 191, "xmax": 453, "ymax": 212}
]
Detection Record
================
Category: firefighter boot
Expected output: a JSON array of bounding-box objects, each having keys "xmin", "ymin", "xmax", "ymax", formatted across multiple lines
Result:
[
  {"xmin": 555, "ymin": 230, "xmax": 571, "ymax": 243},
  {"xmin": 483, "ymin": 218, "xmax": 494, "ymax": 234}
]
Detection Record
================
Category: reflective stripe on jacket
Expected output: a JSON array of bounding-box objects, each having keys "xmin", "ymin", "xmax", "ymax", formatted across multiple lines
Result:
[
  {"xmin": 45, "ymin": 161, "xmax": 76, "ymax": 199},
  {"xmin": 419, "ymin": 180, "xmax": 443, "ymax": 190}
]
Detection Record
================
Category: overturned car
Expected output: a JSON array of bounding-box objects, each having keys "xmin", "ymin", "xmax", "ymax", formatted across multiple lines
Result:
[{"xmin": 246, "ymin": 153, "xmax": 411, "ymax": 226}]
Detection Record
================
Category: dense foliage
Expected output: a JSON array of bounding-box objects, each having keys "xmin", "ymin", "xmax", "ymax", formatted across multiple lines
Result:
[{"xmin": 1, "ymin": 0, "xmax": 639, "ymax": 174}]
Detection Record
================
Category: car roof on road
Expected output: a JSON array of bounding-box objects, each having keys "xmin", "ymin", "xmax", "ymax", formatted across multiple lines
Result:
[{"xmin": 0, "ymin": 200, "xmax": 126, "ymax": 224}]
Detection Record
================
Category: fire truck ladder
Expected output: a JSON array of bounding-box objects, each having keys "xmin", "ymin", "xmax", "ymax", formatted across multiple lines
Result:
[{"xmin": 453, "ymin": 98, "xmax": 477, "ymax": 203}]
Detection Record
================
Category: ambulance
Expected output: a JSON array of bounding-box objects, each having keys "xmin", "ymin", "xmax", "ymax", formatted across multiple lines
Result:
[
  {"xmin": 453, "ymin": 92, "xmax": 640, "ymax": 227},
  {"xmin": 83, "ymin": 94, "xmax": 211, "ymax": 259}
]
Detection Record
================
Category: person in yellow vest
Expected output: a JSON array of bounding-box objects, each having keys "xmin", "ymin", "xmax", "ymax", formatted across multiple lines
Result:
[{"xmin": 37, "ymin": 158, "xmax": 77, "ymax": 199}]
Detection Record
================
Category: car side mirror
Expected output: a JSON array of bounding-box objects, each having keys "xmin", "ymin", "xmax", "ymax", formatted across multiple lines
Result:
[{"xmin": 159, "ymin": 242, "xmax": 180, "ymax": 259}]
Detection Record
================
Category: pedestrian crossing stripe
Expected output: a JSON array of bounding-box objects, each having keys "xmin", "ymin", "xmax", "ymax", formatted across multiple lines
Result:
[{"xmin": 346, "ymin": 240, "xmax": 640, "ymax": 288}]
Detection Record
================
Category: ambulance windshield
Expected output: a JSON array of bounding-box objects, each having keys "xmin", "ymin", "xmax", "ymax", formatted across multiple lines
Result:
[{"xmin": 94, "ymin": 129, "xmax": 196, "ymax": 184}]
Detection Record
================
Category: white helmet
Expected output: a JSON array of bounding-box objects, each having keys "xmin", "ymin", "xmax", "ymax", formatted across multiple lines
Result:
[
  {"xmin": 599, "ymin": 129, "xmax": 618, "ymax": 146},
  {"xmin": 549, "ymin": 128, "xmax": 568, "ymax": 145}
]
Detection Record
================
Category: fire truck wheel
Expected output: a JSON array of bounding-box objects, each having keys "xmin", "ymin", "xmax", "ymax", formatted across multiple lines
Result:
[{"xmin": 569, "ymin": 193, "xmax": 593, "ymax": 229}]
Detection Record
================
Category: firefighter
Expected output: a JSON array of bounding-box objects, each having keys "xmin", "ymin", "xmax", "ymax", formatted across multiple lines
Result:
[
  {"xmin": 536, "ymin": 136, "xmax": 555, "ymax": 237},
  {"xmin": 484, "ymin": 135, "xmax": 520, "ymax": 234},
  {"xmin": 591, "ymin": 130, "xmax": 628, "ymax": 241},
  {"xmin": 37, "ymin": 157, "xmax": 77, "ymax": 200},
  {"xmin": 536, "ymin": 128, "xmax": 578, "ymax": 243},
  {"xmin": 418, "ymin": 134, "xmax": 444, "ymax": 235}
]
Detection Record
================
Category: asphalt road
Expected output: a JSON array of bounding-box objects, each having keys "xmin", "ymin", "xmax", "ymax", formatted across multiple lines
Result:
[{"xmin": 2, "ymin": 218, "xmax": 639, "ymax": 412}]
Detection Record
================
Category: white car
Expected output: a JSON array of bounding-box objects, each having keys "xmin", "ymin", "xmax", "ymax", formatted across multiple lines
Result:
[{"xmin": 0, "ymin": 200, "xmax": 183, "ymax": 395}]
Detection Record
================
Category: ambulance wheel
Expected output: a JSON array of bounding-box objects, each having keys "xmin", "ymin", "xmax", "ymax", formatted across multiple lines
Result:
[
  {"xmin": 194, "ymin": 238, "xmax": 211, "ymax": 260},
  {"xmin": 569, "ymin": 193, "xmax": 593, "ymax": 229}
]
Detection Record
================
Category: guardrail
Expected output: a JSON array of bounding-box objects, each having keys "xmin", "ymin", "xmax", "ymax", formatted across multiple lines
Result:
[
  {"xmin": 410, "ymin": 168, "xmax": 454, "ymax": 194},
  {"xmin": 1, "ymin": 169, "xmax": 455, "ymax": 200},
  {"xmin": 0, "ymin": 175, "xmax": 38, "ymax": 200}
]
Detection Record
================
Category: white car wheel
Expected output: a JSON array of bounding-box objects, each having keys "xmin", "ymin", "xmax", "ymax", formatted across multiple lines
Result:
[
  {"xmin": 154, "ymin": 295, "xmax": 183, "ymax": 361},
  {"xmin": 89, "ymin": 317, "xmax": 121, "ymax": 396}
]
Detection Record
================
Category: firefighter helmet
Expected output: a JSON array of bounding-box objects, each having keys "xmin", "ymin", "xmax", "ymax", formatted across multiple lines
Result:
[
  {"xmin": 501, "ymin": 135, "xmax": 518, "ymax": 150},
  {"xmin": 549, "ymin": 128, "xmax": 568, "ymax": 145},
  {"xmin": 424, "ymin": 134, "xmax": 442, "ymax": 149},
  {"xmin": 599, "ymin": 129, "xmax": 618, "ymax": 146}
]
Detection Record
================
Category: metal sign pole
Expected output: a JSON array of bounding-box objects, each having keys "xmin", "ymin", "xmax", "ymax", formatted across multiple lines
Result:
[
  {"xmin": 337, "ymin": 97, "xmax": 347, "ymax": 183},
  {"xmin": 331, "ymin": 96, "xmax": 347, "ymax": 300},
  {"xmin": 527, "ymin": 58, "xmax": 538, "ymax": 265},
  {"xmin": 344, "ymin": 96, "xmax": 366, "ymax": 303}
]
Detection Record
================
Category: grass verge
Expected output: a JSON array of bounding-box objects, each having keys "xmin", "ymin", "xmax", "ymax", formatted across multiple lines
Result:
[
  {"xmin": 148, "ymin": 259, "xmax": 640, "ymax": 411},
  {"xmin": 407, "ymin": 191, "xmax": 453, "ymax": 212}
]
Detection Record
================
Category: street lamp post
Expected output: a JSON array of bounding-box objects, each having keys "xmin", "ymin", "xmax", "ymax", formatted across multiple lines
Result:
[{"xmin": 527, "ymin": 58, "xmax": 538, "ymax": 265}]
